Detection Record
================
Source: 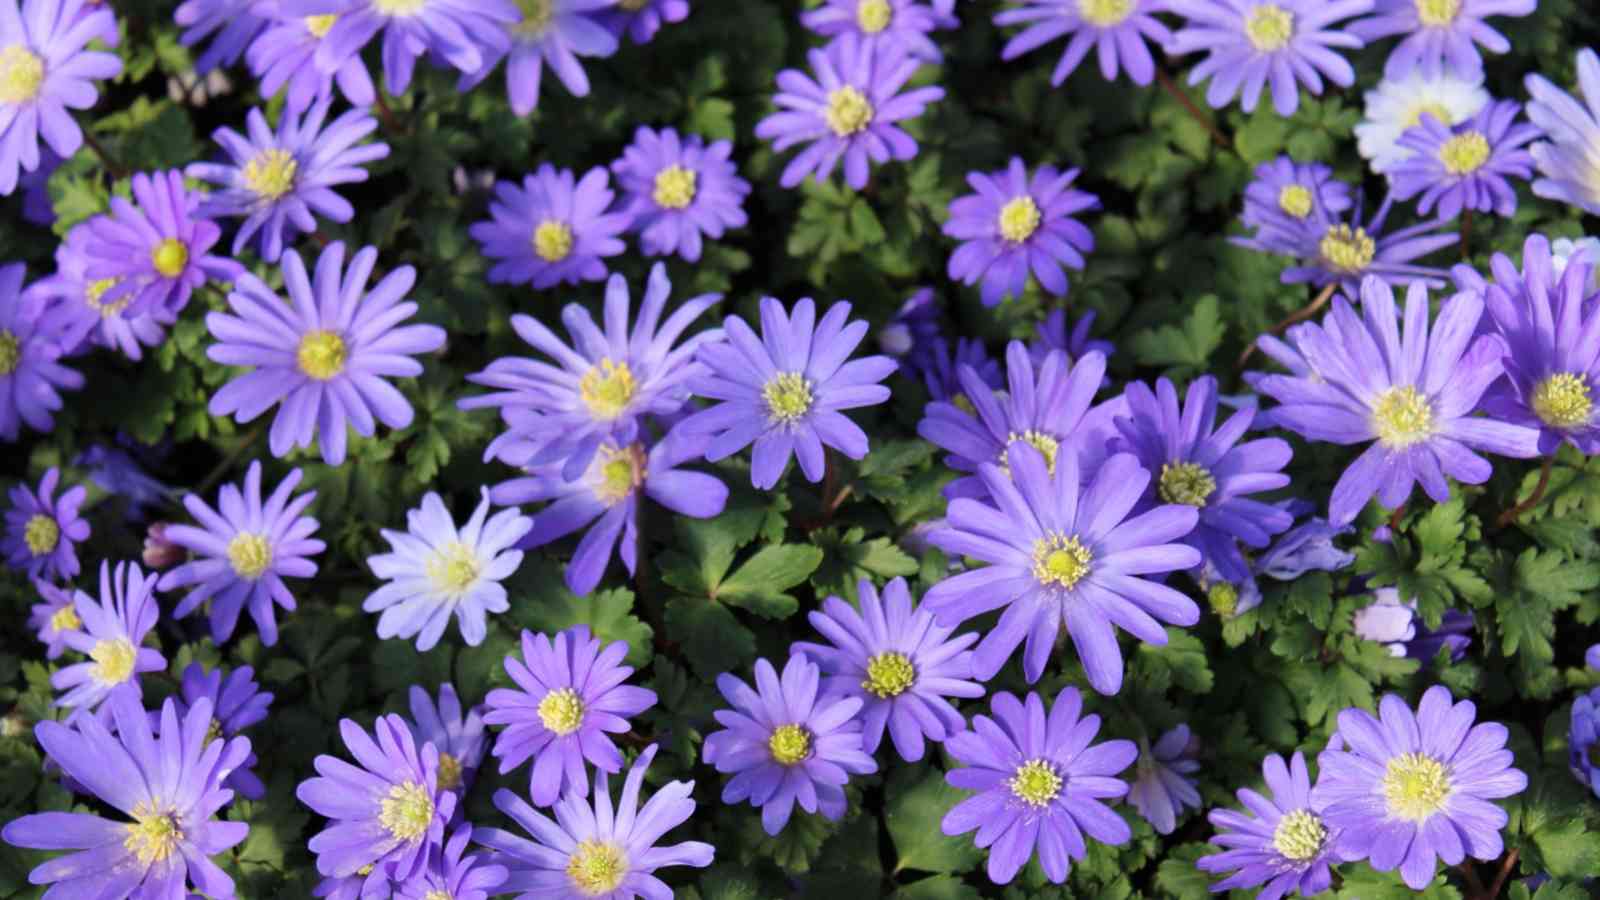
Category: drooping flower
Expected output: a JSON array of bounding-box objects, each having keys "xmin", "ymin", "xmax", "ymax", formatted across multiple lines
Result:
[
  {"xmin": 247, "ymin": 8, "xmax": 377, "ymax": 114},
  {"xmin": 1572, "ymin": 686, "xmax": 1600, "ymax": 800},
  {"xmin": 1166, "ymin": 0, "xmax": 1372, "ymax": 116},
  {"xmin": 1030, "ymin": 308, "xmax": 1115, "ymax": 367},
  {"xmin": 188, "ymin": 98, "xmax": 391, "ymax": 263},
  {"xmin": 484, "ymin": 626, "xmax": 658, "ymax": 808},
  {"xmin": 162, "ymin": 662, "xmax": 274, "ymax": 800},
  {"xmin": 408, "ymin": 683, "xmax": 488, "ymax": 799},
  {"xmin": 1, "ymin": 691, "xmax": 251, "ymax": 899},
  {"xmin": 681, "ymin": 296, "xmax": 897, "ymax": 489},
  {"xmin": 1198, "ymin": 508, "xmax": 1355, "ymax": 617},
  {"xmin": 50, "ymin": 560, "xmax": 166, "ymax": 720},
  {"xmin": 1352, "ymin": 587, "xmax": 1474, "ymax": 662},
  {"xmin": 803, "ymin": 0, "xmax": 947, "ymax": 63},
  {"xmin": 206, "ymin": 242, "xmax": 446, "ymax": 465},
  {"xmin": 0, "ymin": 263, "xmax": 84, "ymax": 441},
  {"xmin": 1349, "ymin": 0, "xmax": 1536, "ymax": 81},
  {"xmin": 4, "ymin": 466, "xmax": 89, "ymax": 581},
  {"xmin": 475, "ymin": 0, "xmax": 618, "ymax": 116},
  {"xmin": 605, "ymin": 0, "xmax": 690, "ymax": 45},
  {"xmin": 703, "ymin": 654, "xmax": 878, "ymax": 835},
  {"xmin": 1127, "ymin": 724, "xmax": 1202, "ymax": 835},
  {"xmin": 754, "ymin": 33, "xmax": 945, "ymax": 190},
  {"xmin": 610, "ymin": 126, "xmax": 750, "ymax": 263},
  {"xmin": 76, "ymin": 441, "xmax": 172, "ymax": 522},
  {"xmin": 943, "ymin": 157, "xmax": 1099, "ymax": 307},
  {"xmin": 1251, "ymin": 277, "xmax": 1541, "ymax": 526},
  {"xmin": 35, "ymin": 224, "xmax": 177, "ymax": 362},
  {"xmin": 394, "ymin": 825, "xmax": 507, "ymax": 900},
  {"xmin": 469, "ymin": 165, "xmax": 630, "ymax": 290},
  {"xmin": 1524, "ymin": 49, "xmax": 1600, "ymax": 217},
  {"xmin": 878, "ymin": 286, "xmax": 942, "ymax": 366},
  {"xmin": 175, "ymin": 0, "xmax": 268, "ymax": 72},
  {"xmin": 1197, "ymin": 751, "xmax": 1345, "ymax": 900},
  {"xmin": 477, "ymin": 743, "xmax": 714, "ymax": 895},
  {"xmin": 792, "ymin": 576, "xmax": 982, "ymax": 762},
  {"xmin": 1237, "ymin": 157, "xmax": 1353, "ymax": 251},
  {"xmin": 919, "ymin": 336, "xmax": 1003, "ymax": 407},
  {"xmin": 1388, "ymin": 100, "xmax": 1538, "ymax": 219},
  {"xmin": 995, "ymin": 0, "xmax": 1173, "ymax": 86},
  {"xmin": 1355, "ymin": 69, "xmax": 1489, "ymax": 174},
  {"xmin": 1551, "ymin": 236, "xmax": 1600, "ymax": 294},
  {"xmin": 27, "ymin": 578, "xmax": 81, "ymax": 658},
  {"xmin": 1313, "ymin": 685, "xmax": 1527, "ymax": 889},
  {"xmin": 941, "ymin": 687, "xmax": 1137, "ymax": 885},
  {"xmin": 286, "ymin": 0, "xmax": 518, "ymax": 96}
]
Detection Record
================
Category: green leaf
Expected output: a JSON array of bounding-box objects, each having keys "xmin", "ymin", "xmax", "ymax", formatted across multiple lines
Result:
[
  {"xmin": 510, "ymin": 576, "xmax": 654, "ymax": 667},
  {"xmin": 1529, "ymin": 814, "xmax": 1600, "ymax": 879},
  {"xmin": 663, "ymin": 596, "xmax": 756, "ymax": 679},
  {"xmin": 894, "ymin": 875, "xmax": 983, "ymax": 900},
  {"xmin": 716, "ymin": 544, "xmax": 824, "ymax": 618},
  {"xmin": 812, "ymin": 527, "xmax": 919, "ymax": 601},
  {"xmin": 1152, "ymin": 843, "xmax": 1214, "ymax": 900},
  {"xmin": 886, "ymin": 770, "xmax": 985, "ymax": 876},
  {"xmin": 1128, "ymin": 295, "xmax": 1227, "ymax": 378},
  {"xmin": 1333, "ymin": 863, "xmax": 1462, "ymax": 899},
  {"xmin": 1136, "ymin": 629, "xmax": 1214, "ymax": 694}
]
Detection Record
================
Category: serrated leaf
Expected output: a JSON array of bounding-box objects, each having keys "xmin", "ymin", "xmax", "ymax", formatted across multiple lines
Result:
[
  {"xmin": 1136, "ymin": 629, "xmax": 1214, "ymax": 694},
  {"xmin": 1153, "ymin": 843, "xmax": 1213, "ymax": 900},
  {"xmin": 508, "ymin": 568, "xmax": 654, "ymax": 667},
  {"xmin": 886, "ymin": 770, "xmax": 985, "ymax": 876},
  {"xmin": 1128, "ymin": 295, "xmax": 1226, "ymax": 377},
  {"xmin": 663, "ymin": 597, "xmax": 755, "ymax": 678},
  {"xmin": 716, "ymin": 544, "xmax": 823, "ymax": 618}
]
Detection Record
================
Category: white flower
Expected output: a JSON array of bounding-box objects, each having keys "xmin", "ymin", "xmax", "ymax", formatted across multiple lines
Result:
[
  {"xmin": 1551, "ymin": 237, "xmax": 1600, "ymax": 294},
  {"xmin": 1355, "ymin": 71, "xmax": 1490, "ymax": 175}
]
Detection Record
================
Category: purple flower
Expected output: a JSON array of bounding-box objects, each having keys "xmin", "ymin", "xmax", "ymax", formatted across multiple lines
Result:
[
  {"xmin": 1167, "ymin": 0, "xmax": 1372, "ymax": 116},
  {"xmin": 920, "ymin": 336, "xmax": 1003, "ymax": 406},
  {"xmin": 286, "ymin": 0, "xmax": 517, "ymax": 96},
  {"xmin": 469, "ymin": 165, "xmax": 630, "ymax": 290},
  {"xmin": 247, "ymin": 8, "xmax": 377, "ymax": 114},
  {"xmin": 879, "ymin": 286, "xmax": 942, "ymax": 363},
  {"xmin": 0, "ymin": 263, "xmax": 83, "ymax": 441},
  {"xmin": 1030, "ymin": 308, "xmax": 1114, "ymax": 367},
  {"xmin": 1, "ymin": 691, "xmax": 251, "ymax": 899},
  {"xmin": 995, "ymin": 0, "xmax": 1173, "ymax": 86},
  {"xmin": 188, "ymin": 98, "xmax": 391, "ymax": 262},
  {"xmin": 1349, "ymin": 0, "xmax": 1535, "ymax": 81},
  {"xmin": 477, "ymin": 0, "xmax": 617, "ymax": 116},
  {"xmin": 4, "ymin": 466, "xmax": 88, "ymax": 581},
  {"xmin": 477, "ymin": 743, "xmax": 714, "ymax": 895},
  {"xmin": 605, "ymin": 0, "xmax": 690, "ymax": 45},
  {"xmin": 1127, "ymin": 724, "xmax": 1202, "ymax": 835},
  {"xmin": 1389, "ymin": 100, "xmax": 1538, "ymax": 219},
  {"xmin": 1352, "ymin": 587, "xmax": 1473, "ymax": 662},
  {"xmin": 940, "ymin": 687, "xmax": 1136, "ymax": 885},
  {"xmin": 1274, "ymin": 191, "xmax": 1456, "ymax": 296},
  {"xmin": 1197, "ymin": 751, "xmax": 1344, "ymax": 900},
  {"xmin": 35, "ymin": 225, "xmax": 177, "ymax": 361},
  {"xmin": 51, "ymin": 560, "xmax": 167, "ymax": 720},
  {"xmin": 175, "ymin": 0, "xmax": 268, "ymax": 71},
  {"xmin": 1588, "ymin": 644, "xmax": 1600, "ymax": 670},
  {"xmin": 162, "ymin": 662, "xmax": 274, "ymax": 800},
  {"xmin": 1237, "ymin": 157, "xmax": 1353, "ymax": 252},
  {"xmin": 682, "ymin": 296, "xmax": 897, "ymax": 489},
  {"xmin": 1202, "ymin": 510, "xmax": 1355, "ymax": 616},
  {"xmin": 1250, "ymin": 277, "xmax": 1541, "ymax": 526},
  {"xmin": 395, "ymin": 826, "xmax": 507, "ymax": 900},
  {"xmin": 943, "ymin": 157, "xmax": 1099, "ymax": 307},
  {"xmin": 206, "ymin": 242, "xmax": 446, "ymax": 465},
  {"xmin": 76, "ymin": 441, "xmax": 172, "ymax": 522},
  {"xmin": 792, "ymin": 576, "xmax": 983, "ymax": 762},
  {"xmin": 925, "ymin": 447, "xmax": 1202, "ymax": 693},
  {"xmin": 803, "ymin": 0, "xmax": 947, "ymax": 63},
  {"xmin": 1572, "ymin": 687, "xmax": 1600, "ymax": 800},
  {"xmin": 0, "ymin": 0, "xmax": 120, "ymax": 195},
  {"xmin": 160, "ymin": 461, "xmax": 325, "ymax": 646},
  {"xmin": 1524, "ymin": 49, "xmax": 1600, "ymax": 217},
  {"xmin": 702, "ymin": 655, "xmax": 878, "ymax": 835},
  {"xmin": 610, "ymin": 126, "xmax": 750, "ymax": 262},
  {"xmin": 484, "ymin": 626, "xmax": 658, "ymax": 808},
  {"xmin": 754, "ymin": 33, "xmax": 944, "ymax": 190},
  {"xmin": 408, "ymin": 683, "xmax": 488, "ymax": 798},
  {"xmin": 17, "ymin": 145, "xmax": 59, "ymax": 225},
  {"xmin": 1313, "ymin": 685, "xmax": 1527, "ymax": 889},
  {"xmin": 27, "ymin": 577, "xmax": 81, "ymax": 658}
]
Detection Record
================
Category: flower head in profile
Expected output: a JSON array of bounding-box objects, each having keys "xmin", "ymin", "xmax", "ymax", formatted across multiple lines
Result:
[
  {"xmin": 1199, "ymin": 508, "xmax": 1355, "ymax": 618},
  {"xmin": 484, "ymin": 626, "xmax": 658, "ymax": 808},
  {"xmin": 1572, "ymin": 686, "xmax": 1600, "ymax": 800},
  {"xmin": 1389, "ymin": 100, "xmax": 1538, "ymax": 219},
  {"xmin": 1274, "ymin": 191, "xmax": 1456, "ymax": 297},
  {"xmin": 1349, "ymin": 0, "xmax": 1536, "ymax": 81},
  {"xmin": 27, "ymin": 578, "xmax": 82, "ymax": 658},
  {"xmin": 477, "ymin": 743, "xmax": 714, "ymax": 896},
  {"xmin": 0, "ymin": 263, "xmax": 83, "ymax": 441},
  {"xmin": 35, "ymin": 225, "xmax": 177, "ymax": 362},
  {"xmin": 395, "ymin": 825, "xmax": 507, "ymax": 900},
  {"xmin": 1237, "ymin": 157, "xmax": 1353, "ymax": 251},
  {"xmin": 611, "ymin": 127, "xmax": 750, "ymax": 263},
  {"xmin": 470, "ymin": 165, "xmax": 630, "ymax": 290},
  {"xmin": 605, "ymin": 0, "xmax": 690, "ymax": 45},
  {"xmin": 77, "ymin": 442, "xmax": 171, "ymax": 523},
  {"xmin": 803, "ymin": 0, "xmax": 947, "ymax": 63},
  {"xmin": 162, "ymin": 662, "xmax": 274, "ymax": 800},
  {"xmin": 176, "ymin": 0, "xmax": 268, "ymax": 71},
  {"xmin": 703, "ymin": 655, "xmax": 878, "ymax": 835},
  {"xmin": 1030, "ymin": 308, "xmax": 1114, "ymax": 367},
  {"xmin": 878, "ymin": 286, "xmax": 942, "ymax": 365},
  {"xmin": 1352, "ymin": 587, "xmax": 1474, "ymax": 662},
  {"xmin": 477, "ymin": 0, "xmax": 618, "ymax": 116},
  {"xmin": 1, "ymin": 691, "xmax": 251, "ymax": 899},
  {"xmin": 51, "ymin": 561, "xmax": 167, "ymax": 719},
  {"xmin": 160, "ymin": 461, "xmax": 325, "ymax": 646},
  {"xmin": 1355, "ymin": 69, "xmax": 1489, "ymax": 174},
  {"xmin": 1197, "ymin": 751, "xmax": 1345, "ymax": 900},
  {"xmin": 1313, "ymin": 685, "xmax": 1527, "ymax": 889},
  {"xmin": 1128, "ymin": 724, "xmax": 1202, "ymax": 835},
  {"xmin": 364, "ymin": 490, "xmax": 531, "ymax": 651},
  {"xmin": 919, "ymin": 336, "xmax": 1003, "ymax": 408},
  {"xmin": 944, "ymin": 157, "xmax": 1099, "ymax": 307},
  {"xmin": 4, "ymin": 466, "xmax": 89, "ymax": 581},
  {"xmin": 247, "ymin": 7, "xmax": 377, "ymax": 114},
  {"xmin": 287, "ymin": 0, "xmax": 517, "ymax": 96},
  {"xmin": 996, "ymin": 0, "xmax": 1173, "ymax": 86},
  {"xmin": 1551, "ymin": 237, "xmax": 1600, "ymax": 294},
  {"xmin": 1524, "ymin": 49, "xmax": 1600, "ymax": 216},
  {"xmin": 754, "ymin": 33, "xmax": 945, "ymax": 190},
  {"xmin": 409, "ymin": 683, "xmax": 489, "ymax": 799},
  {"xmin": 941, "ymin": 687, "xmax": 1136, "ymax": 885}
]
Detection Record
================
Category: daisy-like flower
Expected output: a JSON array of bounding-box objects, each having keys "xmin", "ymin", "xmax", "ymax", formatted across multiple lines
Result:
[
  {"xmin": 159, "ymin": 461, "xmax": 325, "ymax": 646},
  {"xmin": 1166, "ymin": 0, "xmax": 1372, "ymax": 116},
  {"xmin": 925, "ymin": 447, "xmax": 1202, "ymax": 693},
  {"xmin": 682, "ymin": 296, "xmax": 897, "ymax": 489},
  {"xmin": 1127, "ymin": 724, "xmax": 1202, "ymax": 835},
  {"xmin": 754, "ymin": 33, "xmax": 945, "ymax": 190},
  {"xmin": 1355, "ymin": 69, "xmax": 1489, "ymax": 174},
  {"xmin": 364, "ymin": 489, "xmax": 531, "ymax": 651},
  {"xmin": 792, "ymin": 576, "xmax": 983, "ymax": 762},
  {"xmin": 477, "ymin": 743, "xmax": 714, "ymax": 896},
  {"xmin": 941, "ymin": 687, "xmax": 1137, "ymax": 885},
  {"xmin": 1349, "ymin": 0, "xmax": 1535, "ymax": 81},
  {"xmin": 995, "ymin": 0, "xmax": 1174, "ymax": 86},
  {"xmin": 702, "ymin": 655, "xmax": 878, "ymax": 835},
  {"xmin": 175, "ymin": 0, "xmax": 267, "ymax": 72},
  {"xmin": 462, "ymin": 263, "xmax": 722, "ymax": 480},
  {"xmin": 162, "ymin": 662, "xmax": 274, "ymax": 800},
  {"xmin": 1237, "ymin": 157, "xmax": 1353, "ymax": 251},
  {"xmin": 248, "ymin": 8, "xmax": 377, "ymax": 114},
  {"xmin": 1524, "ymin": 49, "xmax": 1600, "ymax": 217},
  {"xmin": 395, "ymin": 825, "xmax": 507, "ymax": 900},
  {"xmin": 1313, "ymin": 685, "xmax": 1527, "ymax": 889},
  {"xmin": 610, "ymin": 127, "xmax": 750, "ymax": 263},
  {"xmin": 1, "ymin": 264, "xmax": 83, "ymax": 441},
  {"xmin": 4, "ymin": 466, "xmax": 89, "ymax": 581},
  {"xmin": 1111, "ymin": 375, "xmax": 1293, "ymax": 582},
  {"xmin": 1030, "ymin": 308, "xmax": 1115, "ymax": 366},
  {"xmin": 35, "ymin": 225, "xmax": 177, "ymax": 362},
  {"xmin": 1250, "ymin": 277, "xmax": 1540, "ymax": 526},
  {"xmin": 1389, "ymin": 100, "xmax": 1538, "ymax": 219},
  {"xmin": 1197, "ymin": 751, "xmax": 1344, "ymax": 899},
  {"xmin": 51, "ymin": 560, "xmax": 167, "ymax": 719},
  {"xmin": 298, "ymin": 714, "xmax": 457, "ymax": 887},
  {"xmin": 943, "ymin": 157, "xmax": 1099, "ymax": 307},
  {"xmin": 206, "ymin": 242, "xmax": 447, "ymax": 465},
  {"xmin": 188, "ymin": 98, "xmax": 391, "ymax": 263},
  {"xmin": 1572, "ymin": 686, "xmax": 1600, "ymax": 800},
  {"xmin": 27, "ymin": 578, "xmax": 82, "ymax": 658},
  {"xmin": 606, "ymin": 0, "xmax": 690, "ymax": 45},
  {"xmin": 477, "ymin": 0, "xmax": 617, "ymax": 117},
  {"xmin": 470, "ymin": 165, "xmax": 630, "ymax": 290},
  {"xmin": 286, "ymin": 0, "xmax": 517, "ymax": 96},
  {"xmin": 0, "ymin": 0, "xmax": 121, "ymax": 195},
  {"xmin": 484, "ymin": 626, "xmax": 658, "ymax": 808},
  {"xmin": 1, "ymin": 691, "xmax": 251, "ymax": 899},
  {"xmin": 408, "ymin": 683, "xmax": 488, "ymax": 798},
  {"xmin": 802, "ymin": 0, "xmax": 947, "ymax": 63},
  {"xmin": 1276, "ymin": 191, "xmax": 1456, "ymax": 296}
]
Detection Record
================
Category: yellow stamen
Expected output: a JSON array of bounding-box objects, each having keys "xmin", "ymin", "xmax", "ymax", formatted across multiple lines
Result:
[
  {"xmin": 652, "ymin": 165, "xmax": 697, "ymax": 209},
  {"xmin": 244, "ymin": 149, "xmax": 299, "ymax": 201},
  {"xmin": 23, "ymin": 514, "xmax": 59, "ymax": 556},
  {"xmin": 374, "ymin": 0, "xmax": 427, "ymax": 15},
  {"xmin": 1438, "ymin": 131, "xmax": 1490, "ymax": 175},
  {"xmin": 1245, "ymin": 4, "xmax": 1294, "ymax": 52},
  {"xmin": 1532, "ymin": 372, "xmax": 1593, "ymax": 428},
  {"xmin": 856, "ymin": 0, "xmax": 892, "ymax": 32},
  {"xmin": 998, "ymin": 196, "xmax": 1042, "ymax": 243},
  {"xmin": 1272, "ymin": 809, "xmax": 1327, "ymax": 861},
  {"xmin": 1031, "ymin": 533, "xmax": 1092, "ymax": 589},
  {"xmin": 762, "ymin": 372, "xmax": 815, "ymax": 424},
  {"xmin": 436, "ymin": 752, "xmax": 463, "ymax": 791},
  {"xmin": 296, "ymin": 329, "xmax": 347, "ymax": 381},
  {"xmin": 515, "ymin": 0, "xmax": 555, "ymax": 36},
  {"xmin": 862, "ymin": 651, "xmax": 916, "ymax": 698},
  {"xmin": 1414, "ymin": 0, "xmax": 1460, "ymax": 27},
  {"xmin": 0, "ymin": 45, "xmax": 45, "ymax": 105},
  {"xmin": 378, "ymin": 781, "xmax": 434, "ymax": 842},
  {"xmin": 593, "ymin": 443, "xmax": 646, "ymax": 505},
  {"xmin": 538, "ymin": 687, "xmax": 585, "ymax": 735},
  {"xmin": 1278, "ymin": 184, "xmax": 1312, "ymax": 218},
  {"xmin": 0, "ymin": 330, "xmax": 19, "ymax": 375},
  {"xmin": 151, "ymin": 239, "xmax": 189, "ymax": 278},
  {"xmin": 1371, "ymin": 385, "xmax": 1434, "ymax": 448},
  {"xmin": 123, "ymin": 802, "xmax": 182, "ymax": 865},
  {"xmin": 1405, "ymin": 101, "xmax": 1453, "ymax": 129},
  {"xmin": 1207, "ymin": 581, "xmax": 1238, "ymax": 617},
  {"xmin": 999, "ymin": 429, "xmax": 1060, "ymax": 474},
  {"xmin": 86, "ymin": 278, "xmax": 127, "ymax": 318},
  {"xmin": 49, "ymin": 604, "xmax": 81, "ymax": 634},
  {"xmin": 425, "ymin": 541, "xmax": 480, "ymax": 597},
  {"xmin": 1381, "ymin": 751, "xmax": 1452, "ymax": 821},
  {"xmin": 1009, "ymin": 759, "xmax": 1063, "ymax": 806},
  {"xmin": 89, "ymin": 638, "xmax": 137, "ymax": 686},
  {"xmin": 1318, "ymin": 224, "xmax": 1376, "ymax": 274},
  {"xmin": 579, "ymin": 358, "xmax": 636, "ymax": 420},
  {"xmin": 1078, "ymin": 0, "xmax": 1134, "ymax": 26},
  {"xmin": 1159, "ymin": 461, "xmax": 1216, "ymax": 507},
  {"xmin": 226, "ymin": 532, "xmax": 274, "ymax": 580},
  {"xmin": 566, "ymin": 840, "xmax": 628, "ymax": 896},
  {"xmin": 305, "ymin": 15, "xmax": 339, "ymax": 38},
  {"xmin": 824, "ymin": 86, "xmax": 874, "ymax": 137},
  {"xmin": 532, "ymin": 220, "xmax": 573, "ymax": 262},
  {"xmin": 768, "ymin": 723, "xmax": 811, "ymax": 765}
]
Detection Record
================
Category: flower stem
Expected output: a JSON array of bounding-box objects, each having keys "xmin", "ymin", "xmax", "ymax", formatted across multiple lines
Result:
[
  {"xmin": 195, "ymin": 428, "xmax": 262, "ymax": 498},
  {"xmin": 374, "ymin": 92, "xmax": 406, "ymax": 136},
  {"xmin": 1155, "ymin": 67, "xmax": 1230, "ymax": 149},
  {"xmin": 1460, "ymin": 209, "xmax": 1474, "ymax": 261},
  {"xmin": 1497, "ymin": 456, "xmax": 1555, "ymax": 528},
  {"xmin": 1237, "ymin": 283, "xmax": 1337, "ymax": 368},
  {"xmin": 1458, "ymin": 861, "xmax": 1488, "ymax": 897},
  {"xmin": 1483, "ymin": 848, "xmax": 1519, "ymax": 899},
  {"xmin": 80, "ymin": 125, "xmax": 127, "ymax": 180}
]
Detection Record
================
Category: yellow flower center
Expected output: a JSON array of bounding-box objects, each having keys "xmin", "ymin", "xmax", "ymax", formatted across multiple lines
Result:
[
  {"xmin": 856, "ymin": 0, "xmax": 892, "ymax": 32},
  {"xmin": 515, "ymin": 0, "xmax": 555, "ymax": 36},
  {"xmin": 1032, "ymin": 533, "xmax": 1092, "ymax": 589},
  {"xmin": 0, "ymin": 45, "xmax": 45, "ymax": 105},
  {"xmin": 763, "ymin": 371, "xmax": 815, "ymax": 424},
  {"xmin": 49, "ymin": 604, "xmax": 81, "ymax": 633},
  {"xmin": 998, "ymin": 196, "xmax": 1042, "ymax": 243},
  {"xmin": 378, "ymin": 781, "xmax": 435, "ymax": 842},
  {"xmin": 151, "ymin": 239, "xmax": 190, "ymax": 278},
  {"xmin": 1245, "ymin": 4, "xmax": 1294, "ymax": 52},
  {"xmin": 1159, "ymin": 461, "xmax": 1216, "ymax": 507},
  {"xmin": 1382, "ymin": 751, "xmax": 1452, "ymax": 821},
  {"xmin": 824, "ymin": 86, "xmax": 874, "ymax": 137},
  {"xmin": 1318, "ymin": 224, "xmax": 1376, "ymax": 274},
  {"xmin": 768, "ymin": 723, "xmax": 812, "ymax": 765},
  {"xmin": 1438, "ymin": 131, "xmax": 1490, "ymax": 175},
  {"xmin": 619, "ymin": 0, "xmax": 649, "ymax": 9},
  {"xmin": 579, "ymin": 358, "xmax": 636, "ymax": 420},
  {"xmin": 226, "ymin": 532, "xmax": 274, "ymax": 580},
  {"xmin": 593, "ymin": 443, "xmax": 646, "ymax": 505},
  {"xmin": 296, "ymin": 329, "xmax": 348, "ymax": 380},
  {"xmin": 538, "ymin": 687, "xmax": 585, "ymax": 735},
  {"xmin": 424, "ymin": 892, "xmax": 451, "ymax": 900},
  {"xmin": 1000, "ymin": 429, "xmax": 1060, "ymax": 474},
  {"xmin": 0, "ymin": 330, "xmax": 19, "ymax": 375},
  {"xmin": 86, "ymin": 278, "xmax": 128, "ymax": 318},
  {"xmin": 1532, "ymin": 372, "xmax": 1593, "ymax": 428},
  {"xmin": 23, "ymin": 514, "xmax": 59, "ymax": 556},
  {"xmin": 305, "ymin": 15, "xmax": 339, "ymax": 38},
  {"xmin": 1207, "ymin": 581, "xmax": 1238, "ymax": 617},
  {"xmin": 374, "ymin": 0, "xmax": 427, "ymax": 15},
  {"xmin": 90, "ymin": 638, "xmax": 137, "ymax": 686},
  {"xmin": 1272, "ymin": 809, "xmax": 1327, "ymax": 861},
  {"xmin": 1372, "ymin": 385, "xmax": 1435, "ymax": 448},
  {"xmin": 652, "ymin": 165, "xmax": 697, "ymax": 209},
  {"xmin": 1009, "ymin": 759, "xmax": 1063, "ymax": 807},
  {"xmin": 862, "ymin": 651, "xmax": 916, "ymax": 698},
  {"xmin": 1078, "ymin": 0, "xmax": 1135, "ymax": 26},
  {"xmin": 204, "ymin": 717, "xmax": 224, "ymax": 745},
  {"xmin": 245, "ymin": 149, "xmax": 299, "ymax": 201},
  {"xmin": 124, "ymin": 802, "xmax": 182, "ymax": 865},
  {"xmin": 436, "ymin": 752, "xmax": 463, "ymax": 791},
  {"xmin": 425, "ymin": 541, "xmax": 480, "ymax": 597},
  {"xmin": 532, "ymin": 220, "xmax": 573, "ymax": 262},
  {"xmin": 566, "ymin": 840, "xmax": 628, "ymax": 896},
  {"xmin": 1415, "ymin": 0, "xmax": 1460, "ymax": 26},
  {"xmin": 1405, "ymin": 101, "xmax": 1453, "ymax": 128},
  {"xmin": 1278, "ymin": 184, "xmax": 1313, "ymax": 218}
]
